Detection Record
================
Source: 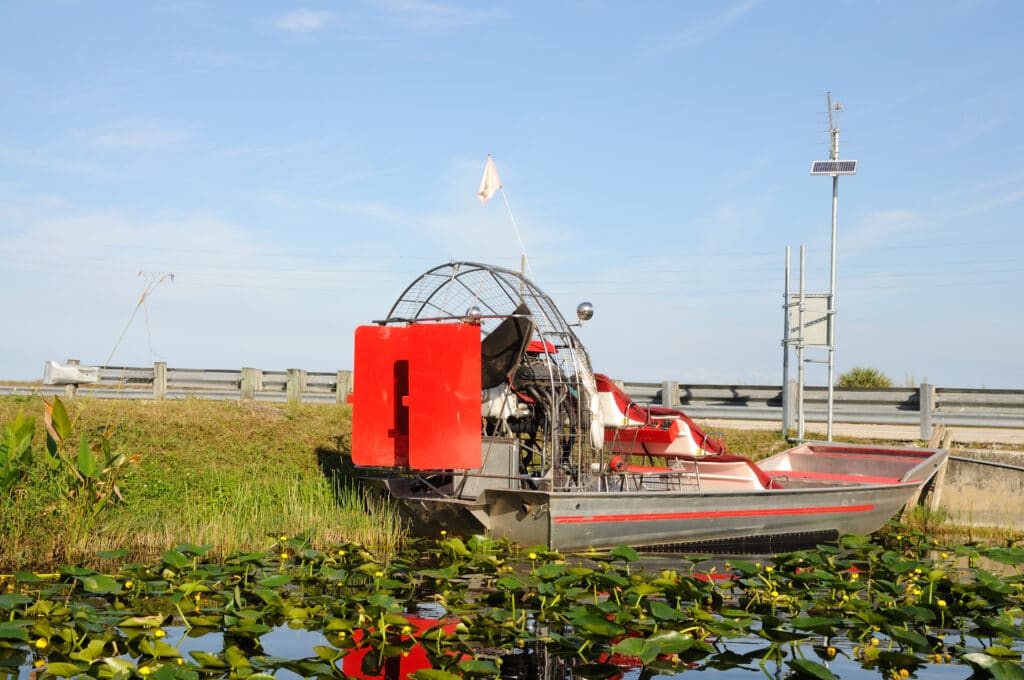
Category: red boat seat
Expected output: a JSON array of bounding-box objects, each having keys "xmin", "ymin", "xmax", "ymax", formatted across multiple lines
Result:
[{"xmin": 594, "ymin": 373, "xmax": 726, "ymax": 455}]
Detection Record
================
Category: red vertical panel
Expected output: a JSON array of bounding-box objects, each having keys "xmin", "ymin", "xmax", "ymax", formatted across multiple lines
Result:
[
  {"xmin": 407, "ymin": 323, "xmax": 482, "ymax": 470},
  {"xmin": 350, "ymin": 326, "xmax": 410, "ymax": 467}
]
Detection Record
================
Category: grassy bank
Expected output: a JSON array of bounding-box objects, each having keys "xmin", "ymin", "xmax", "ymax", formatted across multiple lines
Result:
[
  {"xmin": 0, "ymin": 396, "xmax": 404, "ymax": 568},
  {"xmin": 3, "ymin": 395, "xmax": 956, "ymax": 569}
]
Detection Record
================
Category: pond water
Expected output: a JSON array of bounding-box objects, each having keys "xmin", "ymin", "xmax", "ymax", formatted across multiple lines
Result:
[
  {"xmin": 10, "ymin": 620, "xmax": 997, "ymax": 680},
  {"xmin": 4, "ymin": 536, "xmax": 1023, "ymax": 680}
]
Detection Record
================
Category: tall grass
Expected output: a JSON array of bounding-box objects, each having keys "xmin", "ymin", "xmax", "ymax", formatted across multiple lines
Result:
[{"xmin": 0, "ymin": 396, "xmax": 403, "ymax": 568}]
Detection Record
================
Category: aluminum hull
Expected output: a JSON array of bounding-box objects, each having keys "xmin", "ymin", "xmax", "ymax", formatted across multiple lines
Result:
[{"xmin": 366, "ymin": 443, "xmax": 948, "ymax": 552}]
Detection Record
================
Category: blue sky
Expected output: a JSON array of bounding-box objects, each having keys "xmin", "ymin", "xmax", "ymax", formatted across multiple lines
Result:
[{"xmin": 1, "ymin": 1, "xmax": 1022, "ymax": 389}]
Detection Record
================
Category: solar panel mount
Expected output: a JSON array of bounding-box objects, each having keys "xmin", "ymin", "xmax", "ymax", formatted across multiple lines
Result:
[{"xmin": 810, "ymin": 160, "xmax": 858, "ymax": 176}]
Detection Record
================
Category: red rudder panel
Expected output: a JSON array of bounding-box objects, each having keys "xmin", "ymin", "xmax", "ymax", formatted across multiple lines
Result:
[
  {"xmin": 408, "ymin": 323, "xmax": 481, "ymax": 469},
  {"xmin": 350, "ymin": 326, "xmax": 410, "ymax": 467},
  {"xmin": 350, "ymin": 323, "xmax": 482, "ymax": 470}
]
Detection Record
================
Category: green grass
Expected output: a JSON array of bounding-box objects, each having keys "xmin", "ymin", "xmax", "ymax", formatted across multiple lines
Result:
[
  {"xmin": 2, "ymin": 396, "xmax": 990, "ymax": 569},
  {"xmin": 0, "ymin": 396, "xmax": 403, "ymax": 568}
]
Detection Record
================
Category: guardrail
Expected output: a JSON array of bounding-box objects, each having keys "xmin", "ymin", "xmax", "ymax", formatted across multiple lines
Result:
[
  {"xmin": 2, "ymin": 361, "xmax": 1022, "ymax": 437},
  {"xmin": 625, "ymin": 380, "xmax": 1024, "ymax": 437},
  {"xmin": 1, "ymin": 362, "xmax": 351, "ymax": 405}
]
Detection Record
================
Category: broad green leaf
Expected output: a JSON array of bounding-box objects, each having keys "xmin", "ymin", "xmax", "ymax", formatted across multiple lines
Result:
[
  {"xmin": 190, "ymin": 651, "xmax": 230, "ymax": 669},
  {"xmin": 48, "ymin": 397, "xmax": 73, "ymax": 441},
  {"xmin": 139, "ymin": 638, "xmax": 182, "ymax": 658},
  {"xmin": 0, "ymin": 622, "xmax": 29, "ymax": 641},
  {"xmin": 42, "ymin": 662, "xmax": 86, "ymax": 677},
  {"xmin": 77, "ymin": 435, "xmax": 97, "ymax": 478},
  {"xmin": 611, "ymin": 636, "xmax": 645, "ymax": 657},
  {"xmin": 411, "ymin": 670, "xmax": 463, "ymax": 680},
  {"xmin": 100, "ymin": 657, "xmax": 136, "ymax": 675},
  {"xmin": 162, "ymin": 549, "xmax": 191, "ymax": 570},
  {"xmin": 787, "ymin": 658, "xmax": 838, "ymax": 680},
  {"xmin": 257, "ymin": 574, "xmax": 292, "ymax": 588},
  {"xmin": 991, "ymin": 662, "xmax": 1024, "ymax": 680},
  {"xmin": 81, "ymin": 574, "xmax": 123, "ymax": 594},
  {"xmin": 609, "ymin": 545, "xmax": 638, "ymax": 562},
  {"xmin": 645, "ymin": 630, "xmax": 696, "ymax": 656},
  {"xmin": 0, "ymin": 594, "xmax": 32, "ymax": 609},
  {"xmin": 457, "ymin": 659, "xmax": 500, "ymax": 676},
  {"xmin": 118, "ymin": 614, "xmax": 166, "ymax": 628},
  {"xmin": 985, "ymin": 646, "xmax": 1023, "ymax": 660},
  {"xmin": 69, "ymin": 638, "xmax": 108, "ymax": 662},
  {"xmin": 572, "ymin": 614, "xmax": 625, "ymax": 637}
]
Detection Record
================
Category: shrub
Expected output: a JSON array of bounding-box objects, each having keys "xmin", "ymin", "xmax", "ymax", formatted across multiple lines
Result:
[{"xmin": 837, "ymin": 367, "xmax": 892, "ymax": 388}]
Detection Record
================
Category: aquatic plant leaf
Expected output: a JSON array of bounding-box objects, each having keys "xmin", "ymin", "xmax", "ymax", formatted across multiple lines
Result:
[
  {"xmin": 190, "ymin": 651, "xmax": 230, "ymax": 669},
  {"xmin": 572, "ymin": 614, "xmax": 625, "ymax": 638},
  {"xmin": 888, "ymin": 627, "xmax": 930, "ymax": 651},
  {"xmin": 985, "ymin": 646, "xmax": 1023, "ymax": 660},
  {"xmin": 786, "ymin": 658, "xmax": 837, "ymax": 680},
  {"xmin": 726, "ymin": 560, "xmax": 760, "ymax": 575},
  {"xmin": 439, "ymin": 537, "xmax": 471, "ymax": 557},
  {"xmin": 139, "ymin": 638, "xmax": 183, "ymax": 659},
  {"xmin": 81, "ymin": 574, "xmax": 123, "ymax": 594},
  {"xmin": 458, "ymin": 659, "xmax": 500, "ymax": 676},
  {"xmin": 69, "ymin": 638, "xmax": 107, "ymax": 662},
  {"xmin": 314, "ymin": 645, "xmax": 346, "ymax": 662},
  {"xmin": 162, "ymin": 549, "xmax": 191, "ymax": 570},
  {"xmin": 100, "ymin": 657, "xmax": 136, "ymax": 677},
  {"xmin": 534, "ymin": 562, "xmax": 568, "ymax": 579},
  {"xmin": 117, "ymin": 614, "xmax": 166, "ymax": 628},
  {"xmin": 411, "ymin": 670, "xmax": 462, "ymax": 680},
  {"xmin": 612, "ymin": 636, "xmax": 645, "ymax": 657},
  {"xmin": 609, "ymin": 545, "xmax": 638, "ymax": 562},
  {"xmin": 0, "ymin": 594, "xmax": 31, "ymax": 610},
  {"xmin": 790, "ymin": 616, "xmax": 842, "ymax": 633},
  {"xmin": 258, "ymin": 574, "xmax": 292, "ymax": 588},
  {"xmin": 45, "ymin": 661, "xmax": 88, "ymax": 677},
  {"xmin": 648, "ymin": 600, "xmax": 683, "ymax": 621},
  {"xmin": 987, "ymin": 547, "xmax": 1024, "ymax": 566},
  {"xmin": 646, "ymin": 630, "xmax": 696, "ymax": 655},
  {"xmin": 875, "ymin": 651, "xmax": 925, "ymax": 667},
  {"xmin": 225, "ymin": 645, "xmax": 253, "ymax": 669},
  {"xmin": 896, "ymin": 605, "xmax": 935, "ymax": 623},
  {"xmin": 990, "ymin": 663, "xmax": 1024, "ymax": 680},
  {"xmin": 0, "ymin": 622, "xmax": 29, "ymax": 641},
  {"xmin": 252, "ymin": 587, "xmax": 285, "ymax": 608}
]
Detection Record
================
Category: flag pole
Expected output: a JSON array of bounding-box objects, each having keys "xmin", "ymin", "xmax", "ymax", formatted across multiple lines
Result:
[{"xmin": 478, "ymin": 154, "xmax": 534, "ymax": 281}]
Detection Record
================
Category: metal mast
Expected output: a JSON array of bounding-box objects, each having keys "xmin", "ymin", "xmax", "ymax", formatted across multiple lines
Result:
[{"xmin": 810, "ymin": 92, "xmax": 857, "ymax": 441}]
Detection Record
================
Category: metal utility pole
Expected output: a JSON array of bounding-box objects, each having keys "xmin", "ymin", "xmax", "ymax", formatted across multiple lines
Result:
[{"xmin": 810, "ymin": 92, "xmax": 857, "ymax": 441}]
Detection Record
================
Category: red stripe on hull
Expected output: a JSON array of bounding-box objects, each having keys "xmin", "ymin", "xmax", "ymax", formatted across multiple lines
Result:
[{"xmin": 553, "ymin": 504, "xmax": 875, "ymax": 524}]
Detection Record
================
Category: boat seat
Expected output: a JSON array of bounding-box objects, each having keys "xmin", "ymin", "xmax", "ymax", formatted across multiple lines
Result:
[{"xmin": 480, "ymin": 303, "xmax": 534, "ymax": 389}]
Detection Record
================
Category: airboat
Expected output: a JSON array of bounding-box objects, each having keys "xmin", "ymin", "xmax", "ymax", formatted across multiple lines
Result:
[{"xmin": 349, "ymin": 262, "xmax": 948, "ymax": 551}]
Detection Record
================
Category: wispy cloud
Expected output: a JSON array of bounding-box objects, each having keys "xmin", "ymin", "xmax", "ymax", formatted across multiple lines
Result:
[
  {"xmin": 645, "ymin": 0, "xmax": 761, "ymax": 57},
  {"xmin": 91, "ymin": 120, "xmax": 193, "ymax": 150},
  {"xmin": 372, "ymin": 0, "xmax": 500, "ymax": 30},
  {"xmin": 844, "ymin": 209, "xmax": 929, "ymax": 253},
  {"xmin": 274, "ymin": 9, "xmax": 333, "ymax": 34}
]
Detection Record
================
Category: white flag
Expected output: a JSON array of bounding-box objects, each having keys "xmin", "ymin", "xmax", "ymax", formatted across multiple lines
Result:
[{"xmin": 476, "ymin": 155, "xmax": 502, "ymax": 204}]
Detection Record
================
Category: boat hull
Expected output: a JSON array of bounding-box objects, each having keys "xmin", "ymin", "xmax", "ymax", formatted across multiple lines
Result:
[{"xmin": 368, "ymin": 477, "xmax": 931, "ymax": 552}]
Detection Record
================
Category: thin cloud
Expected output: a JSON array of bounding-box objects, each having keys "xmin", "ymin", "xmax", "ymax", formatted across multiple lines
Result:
[
  {"xmin": 645, "ymin": 0, "xmax": 761, "ymax": 57},
  {"xmin": 844, "ymin": 209, "xmax": 929, "ymax": 253},
  {"xmin": 91, "ymin": 120, "xmax": 193, "ymax": 150},
  {"xmin": 371, "ymin": 0, "xmax": 500, "ymax": 30},
  {"xmin": 274, "ymin": 9, "xmax": 333, "ymax": 34}
]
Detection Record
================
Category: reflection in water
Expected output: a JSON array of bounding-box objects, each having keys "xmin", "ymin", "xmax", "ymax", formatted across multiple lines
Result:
[{"xmin": 154, "ymin": 618, "xmax": 995, "ymax": 680}]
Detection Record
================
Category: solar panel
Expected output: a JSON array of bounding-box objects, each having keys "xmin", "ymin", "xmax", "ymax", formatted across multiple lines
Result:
[{"xmin": 810, "ymin": 160, "xmax": 858, "ymax": 175}]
